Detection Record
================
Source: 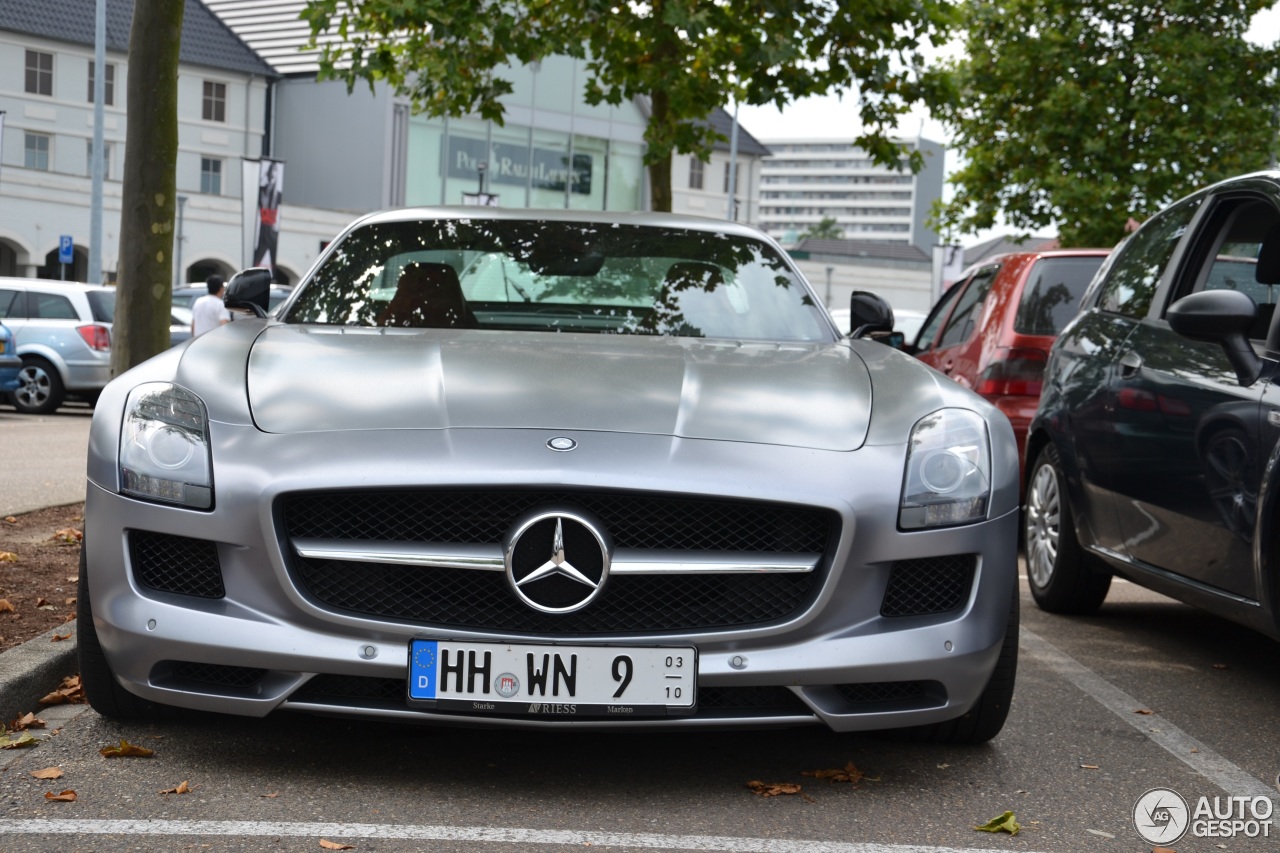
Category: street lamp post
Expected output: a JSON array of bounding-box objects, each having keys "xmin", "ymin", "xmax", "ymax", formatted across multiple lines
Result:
[{"xmin": 825, "ymin": 266, "xmax": 834, "ymax": 309}]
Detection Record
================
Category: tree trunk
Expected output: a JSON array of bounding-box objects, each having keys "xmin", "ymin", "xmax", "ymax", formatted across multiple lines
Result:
[
  {"xmin": 647, "ymin": 87, "xmax": 673, "ymax": 212},
  {"xmin": 111, "ymin": 0, "xmax": 184, "ymax": 377}
]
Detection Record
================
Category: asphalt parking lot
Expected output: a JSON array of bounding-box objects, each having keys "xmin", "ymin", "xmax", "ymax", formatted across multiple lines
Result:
[{"xmin": 1, "ymin": 408, "xmax": 1277, "ymax": 852}]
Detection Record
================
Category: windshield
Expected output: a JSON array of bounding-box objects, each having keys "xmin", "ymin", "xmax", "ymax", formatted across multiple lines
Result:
[{"xmin": 284, "ymin": 219, "xmax": 831, "ymax": 341}]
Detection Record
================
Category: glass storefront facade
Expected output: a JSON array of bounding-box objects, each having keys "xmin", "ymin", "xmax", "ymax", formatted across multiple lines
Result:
[{"xmin": 404, "ymin": 58, "xmax": 647, "ymax": 212}]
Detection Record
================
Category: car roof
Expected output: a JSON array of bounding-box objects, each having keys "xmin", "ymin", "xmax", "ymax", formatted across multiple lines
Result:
[{"xmin": 0, "ymin": 277, "xmax": 112, "ymax": 292}]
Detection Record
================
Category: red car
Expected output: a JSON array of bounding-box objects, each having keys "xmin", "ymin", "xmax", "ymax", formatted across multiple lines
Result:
[{"xmin": 909, "ymin": 249, "xmax": 1110, "ymax": 477}]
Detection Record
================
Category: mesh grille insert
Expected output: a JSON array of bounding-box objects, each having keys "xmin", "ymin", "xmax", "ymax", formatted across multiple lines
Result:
[
  {"xmin": 880, "ymin": 555, "xmax": 975, "ymax": 617},
  {"xmin": 835, "ymin": 680, "xmax": 943, "ymax": 706},
  {"xmin": 159, "ymin": 661, "xmax": 267, "ymax": 689},
  {"xmin": 291, "ymin": 676, "xmax": 813, "ymax": 717},
  {"xmin": 130, "ymin": 531, "xmax": 224, "ymax": 599}
]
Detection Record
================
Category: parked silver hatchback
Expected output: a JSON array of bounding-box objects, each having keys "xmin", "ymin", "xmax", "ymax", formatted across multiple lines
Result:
[{"xmin": 0, "ymin": 278, "xmax": 114, "ymax": 414}]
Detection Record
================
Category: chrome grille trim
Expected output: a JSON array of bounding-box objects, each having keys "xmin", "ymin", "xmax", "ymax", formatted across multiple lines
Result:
[{"xmin": 292, "ymin": 538, "xmax": 819, "ymax": 575}]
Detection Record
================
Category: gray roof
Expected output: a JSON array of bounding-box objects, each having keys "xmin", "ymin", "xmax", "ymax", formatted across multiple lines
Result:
[
  {"xmin": 707, "ymin": 108, "xmax": 771, "ymax": 157},
  {"xmin": 204, "ymin": 0, "xmax": 321, "ymax": 76},
  {"xmin": 0, "ymin": 0, "xmax": 277, "ymax": 77},
  {"xmin": 793, "ymin": 238, "xmax": 930, "ymax": 264}
]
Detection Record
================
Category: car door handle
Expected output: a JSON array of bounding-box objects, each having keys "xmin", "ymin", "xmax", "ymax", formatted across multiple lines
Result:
[{"xmin": 1118, "ymin": 351, "xmax": 1143, "ymax": 377}]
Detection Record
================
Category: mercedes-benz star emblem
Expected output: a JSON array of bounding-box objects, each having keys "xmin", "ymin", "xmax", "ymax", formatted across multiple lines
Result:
[
  {"xmin": 547, "ymin": 436, "xmax": 577, "ymax": 452},
  {"xmin": 504, "ymin": 509, "xmax": 611, "ymax": 613}
]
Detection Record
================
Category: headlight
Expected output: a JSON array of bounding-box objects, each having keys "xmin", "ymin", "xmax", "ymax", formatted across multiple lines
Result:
[
  {"xmin": 899, "ymin": 408, "xmax": 991, "ymax": 529},
  {"xmin": 120, "ymin": 383, "xmax": 213, "ymax": 509}
]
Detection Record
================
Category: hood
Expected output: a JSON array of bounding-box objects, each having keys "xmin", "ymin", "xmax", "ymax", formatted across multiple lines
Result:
[{"xmin": 246, "ymin": 327, "xmax": 872, "ymax": 451}]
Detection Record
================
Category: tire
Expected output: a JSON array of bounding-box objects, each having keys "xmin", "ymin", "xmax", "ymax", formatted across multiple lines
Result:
[
  {"xmin": 77, "ymin": 546, "xmax": 162, "ymax": 720},
  {"xmin": 890, "ymin": 581, "xmax": 1019, "ymax": 745},
  {"xmin": 1024, "ymin": 444, "xmax": 1112, "ymax": 614},
  {"xmin": 12, "ymin": 356, "xmax": 65, "ymax": 415}
]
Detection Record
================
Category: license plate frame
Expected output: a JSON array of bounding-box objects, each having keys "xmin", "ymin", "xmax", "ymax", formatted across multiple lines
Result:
[{"xmin": 407, "ymin": 639, "xmax": 697, "ymax": 717}]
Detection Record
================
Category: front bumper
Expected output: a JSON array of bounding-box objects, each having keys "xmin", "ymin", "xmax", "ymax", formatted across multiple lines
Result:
[{"xmin": 84, "ymin": 424, "xmax": 1019, "ymax": 732}]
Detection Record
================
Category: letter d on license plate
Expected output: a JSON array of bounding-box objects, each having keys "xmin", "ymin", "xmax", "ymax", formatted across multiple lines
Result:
[{"xmin": 407, "ymin": 639, "xmax": 696, "ymax": 717}]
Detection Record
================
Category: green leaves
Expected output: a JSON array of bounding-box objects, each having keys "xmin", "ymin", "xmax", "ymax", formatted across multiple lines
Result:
[{"xmin": 933, "ymin": 0, "xmax": 1280, "ymax": 247}]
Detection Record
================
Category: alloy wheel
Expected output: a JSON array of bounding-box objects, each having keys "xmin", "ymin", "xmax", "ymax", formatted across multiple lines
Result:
[{"xmin": 1025, "ymin": 461, "xmax": 1061, "ymax": 589}]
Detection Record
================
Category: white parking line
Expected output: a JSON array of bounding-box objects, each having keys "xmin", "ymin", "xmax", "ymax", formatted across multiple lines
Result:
[
  {"xmin": 0, "ymin": 819, "xmax": 1046, "ymax": 852},
  {"xmin": 1021, "ymin": 627, "xmax": 1279, "ymax": 813}
]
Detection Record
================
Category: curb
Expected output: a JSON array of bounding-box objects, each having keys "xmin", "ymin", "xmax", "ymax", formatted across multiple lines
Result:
[{"xmin": 0, "ymin": 622, "xmax": 78, "ymax": 725}]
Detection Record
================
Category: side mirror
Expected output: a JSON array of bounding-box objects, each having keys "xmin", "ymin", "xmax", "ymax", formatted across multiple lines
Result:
[
  {"xmin": 849, "ymin": 290, "xmax": 895, "ymax": 339},
  {"xmin": 1167, "ymin": 290, "xmax": 1261, "ymax": 386},
  {"xmin": 225, "ymin": 268, "xmax": 272, "ymax": 318}
]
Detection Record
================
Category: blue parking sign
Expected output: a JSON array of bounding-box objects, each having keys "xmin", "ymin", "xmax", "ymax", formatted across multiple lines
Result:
[{"xmin": 58, "ymin": 235, "xmax": 74, "ymax": 265}]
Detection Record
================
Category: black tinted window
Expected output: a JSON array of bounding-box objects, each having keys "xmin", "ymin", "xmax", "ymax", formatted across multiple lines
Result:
[
  {"xmin": 86, "ymin": 290, "xmax": 115, "ymax": 323},
  {"xmin": 1014, "ymin": 256, "xmax": 1106, "ymax": 335},
  {"xmin": 1098, "ymin": 197, "xmax": 1201, "ymax": 318},
  {"xmin": 916, "ymin": 277, "xmax": 966, "ymax": 348}
]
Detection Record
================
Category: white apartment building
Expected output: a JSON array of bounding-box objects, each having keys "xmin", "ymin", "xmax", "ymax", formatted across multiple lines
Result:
[{"xmin": 757, "ymin": 138, "xmax": 945, "ymax": 253}]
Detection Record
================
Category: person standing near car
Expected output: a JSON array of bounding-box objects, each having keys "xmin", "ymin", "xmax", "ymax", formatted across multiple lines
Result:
[{"xmin": 192, "ymin": 275, "xmax": 230, "ymax": 337}]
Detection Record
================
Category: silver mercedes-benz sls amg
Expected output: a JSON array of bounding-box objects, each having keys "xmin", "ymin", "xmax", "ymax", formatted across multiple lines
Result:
[{"xmin": 81, "ymin": 209, "xmax": 1020, "ymax": 742}]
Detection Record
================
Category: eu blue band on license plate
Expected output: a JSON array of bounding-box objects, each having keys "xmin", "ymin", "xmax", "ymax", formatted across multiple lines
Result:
[{"xmin": 407, "ymin": 639, "xmax": 697, "ymax": 717}]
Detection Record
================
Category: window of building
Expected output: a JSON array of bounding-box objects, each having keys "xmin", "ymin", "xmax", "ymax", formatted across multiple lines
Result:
[
  {"xmin": 202, "ymin": 81, "xmax": 227, "ymax": 122},
  {"xmin": 24, "ymin": 133, "xmax": 50, "ymax": 171},
  {"xmin": 85, "ymin": 141, "xmax": 111, "ymax": 178},
  {"xmin": 723, "ymin": 162, "xmax": 740, "ymax": 194},
  {"xmin": 88, "ymin": 61, "xmax": 116, "ymax": 105},
  {"xmin": 688, "ymin": 157, "xmax": 704, "ymax": 190},
  {"xmin": 201, "ymin": 157, "xmax": 223, "ymax": 194},
  {"xmin": 25, "ymin": 50, "xmax": 53, "ymax": 96}
]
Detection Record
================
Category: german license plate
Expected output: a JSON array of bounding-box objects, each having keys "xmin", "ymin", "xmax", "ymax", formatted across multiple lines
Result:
[{"xmin": 407, "ymin": 639, "xmax": 697, "ymax": 717}]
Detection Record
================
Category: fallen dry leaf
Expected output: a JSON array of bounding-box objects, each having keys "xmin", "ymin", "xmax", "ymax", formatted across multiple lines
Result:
[
  {"xmin": 4, "ymin": 516, "xmax": 16, "ymax": 523},
  {"xmin": 746, "ymin": 780, "xmax": 804, "ymax": 797},
  {"xmin": 1134, "ymin": 709, "xmax": 1154, "ymax": 715},
  {"xmin": 1079, "ymin": 764, "xmax": 1100, "ymax": 770},
  {"xmin": 44, "ymin": 790, "xmax": 77, "ymax": 802},
  {"xmin": 30, "ymin": 767, "xmax": 63, "ymax": 780},
  {"xmin": 1, "ymin": 732, "xmax": 37, "ymax": 750},
  {"xmin": 52, "ymin": 528, "xmax": 83, "ymax": 544},
  {"xmin": 974, "ymin": 810, "xmax": 1020, "ymax": 836},
  {"xmin": 10, "ymin": 712, "xmax": 46, "ymax": 731},
  {"xmin": 1153, "ymin": 847, "xmax": 1178, "ymax": 853},
  {"xmin": 99, "ymin": 739, "xmax": 155, "ymax": 758},
  {"xmin": 0, "ymin": 552, "xmax": 17, "ymax": 563},
  {"xmin": 319, "ymin": 841, "xmax": 355, "ymax": 850},
  {"xmin": 64, "ymin": 597, "xmax": 76, "ymax": 606},
  {"xmin": 261, "ymin": 792, "xmax": 280, "ymax": 798},
  {"xmin": 160, "ymin": 781, "xmax": 191, "ymax": 795},
  {"xmin": 802, "ymin": 761, "xmax": 870, "ymax": 784},
  {"xmin": 39, "ymin": 675, "xmax": 85, "ymax": 706},
  {"xmin": 50, "ymin": 632, "xmax": 72, "ymax": 642},
  {"xmin": 0, "ymin": 599, "xmax": 15, "ymax": 612}
]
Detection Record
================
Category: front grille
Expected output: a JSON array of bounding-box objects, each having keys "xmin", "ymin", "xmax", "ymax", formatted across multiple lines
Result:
[
  {"xmin": 283, "ymin": 490, "xmax": 835, "ymax": 633},
  {"xmin": 835, "ymin": 680, "xmax": 944, "ymax": 707},
  {"xmin": 880, "ymin": 555, "xmax": 975, "ymax": 617},
  {"xmin": 130, "ymin": 531, "xmax": 224, "ymax": 598}
]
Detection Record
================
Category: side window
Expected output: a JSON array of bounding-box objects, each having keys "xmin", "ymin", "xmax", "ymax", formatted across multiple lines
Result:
[
  {"xmin": 937, "ymin": 266, "xmax": 999, "ymax": 348},
  {"xmin": 30, "ymin": 293, "xmax": 77, "ymax": 320},
  {"xmin": 1098, "ymin": 196, "xmax": 1201, "ymax": 318},
  {"xmin": 1184, "ymin": 198, "xmax": 1280, "ymax": 340},
  {"xmin": 915, "ymin": 278, "xmax": 967, "ymax": 349},
  {"xmin": 0, "ymin": 289, "xmax": 23, "ymax": 318}
]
